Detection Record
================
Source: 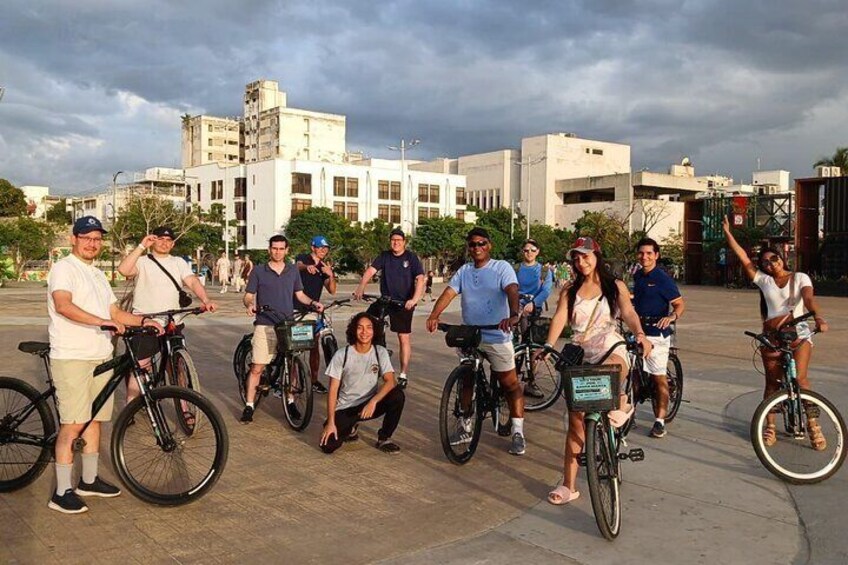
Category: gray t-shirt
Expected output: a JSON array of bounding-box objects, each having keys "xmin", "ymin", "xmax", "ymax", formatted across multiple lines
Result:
[{"xmin": 326, "ymin": 345, "xmax": 394, "ymax": 411}]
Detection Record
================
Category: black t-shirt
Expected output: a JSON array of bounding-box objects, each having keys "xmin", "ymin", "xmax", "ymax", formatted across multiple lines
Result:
[
  {"xmin": 371, "ymin": 250, "xmax": 424, "ymax": 301},
  {"xmin": 295, "ymin": 253, "xmax": 329, "ymax": 311}
]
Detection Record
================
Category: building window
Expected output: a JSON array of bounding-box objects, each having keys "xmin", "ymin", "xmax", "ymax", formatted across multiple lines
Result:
[
  {"xmin": 235, "ymin": 202, "xmax": 246, "ymax": 221},
  {"xmin": 378, "ymin": 180, "xmax": 389, "ymax": 200},
  {"xmin": 592, "ymin": 148, "xmax": 603, "ymax": 155},
  {"xmin": 457, "ymin": 210, "xmax": 465, "ymax": 221},
  {"xmin": 418, "ymin": 183, "xmax": 440, "ymax": 203},
  {"xmin": 390, "ymin": 181, "xmax": 400, "ymax": 201},
  {"xmin": 235, "ymin": 177, "xmax": 247, "ymax": 198},
  {"xmin": 378, "ymin": 205, "xmax": 400, "ymax": 223},
  {"xmin": 333, "ymin": 176, "xmax": 359, "ymax": 197},
  {"xmin": 456, "ymin": 187, "xmax": 465, "ymax": 206},
  {"xmin": 390, "ymin": 205, "xmax": 400, "ymax": 223},
  {"xmin": 208, "ymin": 153, "xmax": 213, "ymax": 161},
  {"xmin": 346, "ymin": 203, "xmax": 358, "ymax": 222},
  {"xmin": 378, "ymin": 204, "xmax": 389, "ymax": 222},
  {"xmin": 333, "ymin": 202, "xmax": 345, "ymax": 216},
  {"xmin": 292, "ymin": 199, "xmax": 311, "ymax": 217},
  {"xmin": 292, "ymin": 173, "xmax": 312, "ymax": 194}
]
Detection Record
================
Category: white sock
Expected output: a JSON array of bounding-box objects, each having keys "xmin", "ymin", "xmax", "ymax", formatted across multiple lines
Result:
[
  {"xmin": 55, "ymin": 463, "xmax": 73, "ymax": 495},
  {"xmin": 655, "ymin": 418, "xmax": 665, "ymax": 425},
  {"xmin": 461, "ymin": 417, "xmax": 473, "ymax": 432},
  {"xmin": 246, "ymin": 402, "xmax": 254, "ymax": 409},
  {"xmin": 81, "ymin": 452, "xmax": 99, "ymax": 484},
  {"xmin": 398, "ymin": 372, "xmax": 408, "ymax": 381},
  {"xmin": 511, "ymin": 417, "xmax": 524, "ymax": 436}
]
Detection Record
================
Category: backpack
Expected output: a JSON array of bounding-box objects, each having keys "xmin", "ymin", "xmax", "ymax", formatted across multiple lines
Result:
[{"xmin": 341, "ymin": 345, "xmax": 386, "ymax": 380}]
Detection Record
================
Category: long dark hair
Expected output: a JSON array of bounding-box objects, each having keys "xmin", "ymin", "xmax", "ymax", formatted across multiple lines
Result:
[
  {"xmin": 756, "ymin": 247, "xmax": 787, "ymax": 321},
  {"xmin": 567, "ymin": 251, "xmax": 620, "ymax": 322},
  {"xmin": 345, "ymin": 312, "xmax": 384, "ymax": 346}
]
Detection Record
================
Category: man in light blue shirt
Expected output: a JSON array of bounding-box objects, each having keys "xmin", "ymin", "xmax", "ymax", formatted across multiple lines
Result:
[{"xmin": 427, "ymin": 227, "xmax": 527, "ymax": 456}]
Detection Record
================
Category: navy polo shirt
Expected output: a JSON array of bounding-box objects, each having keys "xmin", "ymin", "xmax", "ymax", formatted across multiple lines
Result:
[
  {"xmin": 295, "ymin": 253, "xmax": 329, "ymax": 312},
  {"xmin": 245, "ymin": 262, "xmax": 303, "ymax": 326},
  {"xmin": 632, "ymin": 267, "xmax": 681, "ymax": 337},
  {"xmin": 371, "ymin": 250, "xmax": 424, "ymax": 302}
]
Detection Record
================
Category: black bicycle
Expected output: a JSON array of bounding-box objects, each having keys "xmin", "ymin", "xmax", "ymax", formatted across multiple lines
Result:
[
  {"xmin": 513, "ymin": 293, "xmax": 562, "ymax": 412},
  {"xmin": 232, "ymin": 306, "xmax": 314, "ymax": 431},
  {"xmin": 311, "ymin": 298, "xmax": 353, "ymax": 369},
  {"xmin": 437, "ymin": 323, "xmax": 513, "ymax": 465},
  {"xmin": 360, "ymin": 293, "xmax": 406, "ymax": 351},
  {"xmin": 745, "ymin": 312, "xmax": 846, "ymax": 484},
  {"xmin": 0, "ymin": 327, "xmax": 229, "ymax": 505}
]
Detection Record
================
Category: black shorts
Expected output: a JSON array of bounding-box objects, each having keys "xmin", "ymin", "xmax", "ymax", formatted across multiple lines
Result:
[{"xmin": 388, "ymin": 306, "xmax": 414, "ymax": 334}]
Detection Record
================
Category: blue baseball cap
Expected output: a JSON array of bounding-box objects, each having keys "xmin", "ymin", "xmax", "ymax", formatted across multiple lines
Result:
[
  {"xmin": 73, "ymin": 215, "xmax": 108, "ymax": 236},
  {"xmin": 311, "ymin": 235, "xmax": 330, "ymax": 248}
]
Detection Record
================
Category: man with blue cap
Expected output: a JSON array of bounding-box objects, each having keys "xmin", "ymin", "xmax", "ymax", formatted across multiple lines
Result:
[{"xmin": 296, "ymin": 235, "xmax": 337, "ymax": 393}]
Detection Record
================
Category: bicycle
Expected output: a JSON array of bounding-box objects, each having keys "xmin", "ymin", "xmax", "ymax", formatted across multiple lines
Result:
[
  {"xmin": 437, "ymin": 323, "xmax": 513, "ymax": 465},
  {"xmin": 542, "ymin": 339, "xmax": 645, "ymax": 540},
  {"xmin": 232, "ymin": 306, "xmax": 315, "ymax": 431},
  {"xmin": 310, "ymin": 298, "xmax": 353, "ymax": 369},
  {"xmin": 745, "ymin": 312, "xmax": 846, "ymax": 484},
  {"xmin": 0, "ymin": 326, "xmax": 229, "ymax": 505},
  {"xmin": 140, "ymin": 306, "xmax": 207, "ymax": 434},
  {"xmin": 360, "ymin": 293, "xmax": 406, "ymax": 351},
  {"xmin": 513, "ymin": 293, "xmax": 562, "ymax": 412}
]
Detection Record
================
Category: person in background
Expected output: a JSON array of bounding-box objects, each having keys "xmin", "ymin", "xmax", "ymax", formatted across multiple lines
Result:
[
  {"xmin": 423, "ymin": 270, "xmax": 435, "ymax": 302},
  {"xmin": 232, "ymin": 254, "xmax": 245, "ymax": 293}
]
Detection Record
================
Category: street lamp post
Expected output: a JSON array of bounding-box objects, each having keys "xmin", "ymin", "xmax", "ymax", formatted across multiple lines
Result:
[
  {"xmin": 111, "ymin": 171, "xmax": 124, "ymax": 282},
  {"xmin": 514, "ymin": 155, "xmax": 546, "ymax": 240},
  {"xmin": 388, "ymin": 138, "xmax": 420, "ymax": 234}
]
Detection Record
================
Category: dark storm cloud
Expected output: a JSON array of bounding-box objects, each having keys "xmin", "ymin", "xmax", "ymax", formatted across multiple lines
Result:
[{"xmin": 1, "ymin": 0, "xmax": 847, "ymax": 192}]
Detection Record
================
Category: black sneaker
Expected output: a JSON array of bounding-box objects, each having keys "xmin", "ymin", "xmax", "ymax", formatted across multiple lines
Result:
[
  {"xmin": 286, "ymin": 401, "xmax": 301, "ymax": 422},
  {"xmin": 312, "ymin": 381, "xmax": 328, "ymax": 394},
  {"xmin": 650, "ymin": 421, "xmax": 667, "ymax": 438},
  {"xmin": 396, "ymin": 374, "xmax": 408, "ymax": 389},
  {"xmin": 240, "ymin": 405, "xmax": 254, "ymax": 423},
  {"xmin": 48, "ymin": 489, "xmax": 89, "ymax": 514},
  {"xmin": 75, "ymin": 476, "xmax": 121, "ymax": 498}
]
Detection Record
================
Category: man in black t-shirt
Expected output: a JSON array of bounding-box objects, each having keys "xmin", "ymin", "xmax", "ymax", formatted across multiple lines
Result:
[
  {"xmin": 296, "ymin": 235, "xmax": 337, "ymax": 394},
  {"xmin": 354, "ymin": 228, "xmax": 425, "ymax": 388}
]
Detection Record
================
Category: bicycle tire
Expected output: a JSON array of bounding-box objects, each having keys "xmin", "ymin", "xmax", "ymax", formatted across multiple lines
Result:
[
  {"xmin": 438, "ymin": 365, "xmax": 484, "ymax": 465},
  {"xmin": 663, "ymin": 352, "xmax": 683, "ymax": 423},
  {"xmin": 585, "ymin": 417, "xmax": 622, "ymax": 540},
  {"xmin": 111, "ymin": 386, "xmax": 228, "ymax": 505},
  {"xmin": 751, "ymin": 388, "xmax": 847, "ymax": 484},
  {"xmin": 518, "ymin": 344, "xmax": 562, "ymax": 412},
  {"xmin": 168, "ymin": 349, "xmax": 202, "ymax": 435},
  {"xmin": 282, "ymin": 355, "xmax": 313, "ymax": 431},
  {"xmin": 0, "ymin": 377, "xmax": 56, "ymax": 492},
  {"xmin": 234, "ymin": 335, "xmax": 262, "ymax": 409},
  {"xmin": 321, "ymin": 333, "xmax": 338, "ymax": 369},
  {"xmin": 492, "ymin": 378, "xmax": 511, "ymax": 436}
]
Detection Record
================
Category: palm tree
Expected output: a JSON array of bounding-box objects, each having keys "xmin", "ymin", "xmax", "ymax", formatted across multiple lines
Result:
[{"xmin": 813, "ymin": 146, "xmax": 848, "ymax": 174}]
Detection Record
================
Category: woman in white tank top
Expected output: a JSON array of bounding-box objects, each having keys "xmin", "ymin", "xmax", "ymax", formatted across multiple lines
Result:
[
  {"xmin": 540, "ymin": 237, "xmax": 653, "ymax": 505},
  {"xmin": 723, "ymin": 216, "xmax": 830, "ymax": 449}
]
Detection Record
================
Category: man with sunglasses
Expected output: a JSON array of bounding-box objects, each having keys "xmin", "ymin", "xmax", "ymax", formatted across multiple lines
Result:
[
  {"xmin": 47, "ymin": 216, "xmax": 163, "ymax": 514},
  {"xmin": 515, "ymin": 239, "xmax": 554, "ymax": 398},
  {"xmin": 426, "ymin": 227, "xmax": 527, "ymax": 455}
]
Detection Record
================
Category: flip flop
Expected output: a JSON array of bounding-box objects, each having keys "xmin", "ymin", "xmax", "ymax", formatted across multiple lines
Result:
[{"xmin": 547, "ymin": 485, "xmax": 580, "ymax": 505}]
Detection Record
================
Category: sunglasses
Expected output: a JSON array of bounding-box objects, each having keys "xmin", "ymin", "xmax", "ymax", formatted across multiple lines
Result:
[
  {"xmin": 467, "ymin": 240, "xmax": 488, "ymax": 249},
  {"xmin": 762, "ymin": 255, "xmax": 781, "ymax": 265},
  {"xmin": 522, "ymin": 247, "xmax": 538, "ymax": 253}
]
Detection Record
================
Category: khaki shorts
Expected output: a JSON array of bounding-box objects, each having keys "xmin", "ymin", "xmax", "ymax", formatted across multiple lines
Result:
[
  {"xmin": 644, "ymin": 335, "xmax": 671, "ymax": 375},
  {"xmin": 51, "ymin": 358, "xmax": 115, "ymax": 424},
  {"xmin": 478, "ymin": 341, "xmax": 516, "ymax": 372},
  {"xmin": 251, "ymin": 325, "xmax": 278, "ymax": 365}
]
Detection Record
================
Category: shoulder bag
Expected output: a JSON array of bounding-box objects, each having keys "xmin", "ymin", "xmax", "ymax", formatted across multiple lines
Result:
[{"xmin": 148, "ymin": 255, "xmax": 193, "ymax": 308}]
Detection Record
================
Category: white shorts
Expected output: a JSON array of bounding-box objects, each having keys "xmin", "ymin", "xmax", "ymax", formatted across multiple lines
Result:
[
  {"xmin": 643, "ymin": 335, "xmax": 671, "ymax": 375},
  {"xmin": 477, "ymin": 341, "xmax": 516, "ymax": 372}
]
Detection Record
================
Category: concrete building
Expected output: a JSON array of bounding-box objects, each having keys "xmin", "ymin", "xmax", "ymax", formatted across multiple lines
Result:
[
  {"xmin": 181, "ymin": 115, "xmax": 242, "ymax": 168},
  {"xmin": 20, "ymin": 185, "xmax": 50, "ymax": 218}
]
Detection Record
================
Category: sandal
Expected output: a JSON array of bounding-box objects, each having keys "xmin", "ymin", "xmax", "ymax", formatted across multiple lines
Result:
[
  {"xmin": 376, "ymin": 439, "xmax": 401, "ymax": 454},
  {"xmin": 808, "ymin": 419, "xmax": 827, "ymax": 451},
  {"xmin": 763, "ymin": 423, "xmax": 777, "ymax": 447},
  {"xmin": 547, "ymin": 485, "xmax": 580, "ymax": 506}
]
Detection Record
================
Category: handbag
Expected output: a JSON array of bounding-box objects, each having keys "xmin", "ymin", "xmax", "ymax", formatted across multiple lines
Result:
[{"xmin": 148, "ymin": 255, "xmax": 193, "ymax": 308}]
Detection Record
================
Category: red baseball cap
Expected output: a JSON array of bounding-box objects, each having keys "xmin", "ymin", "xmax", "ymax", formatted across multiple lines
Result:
[{"xmin": 568, "ymin": 236, "xmax": 601, "ymax": 259}]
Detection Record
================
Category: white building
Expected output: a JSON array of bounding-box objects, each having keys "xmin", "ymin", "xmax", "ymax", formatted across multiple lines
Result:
[
  {"xmin": 181, "ymin": 115, "xmax": 242, "ymax": 168},
  {"xmin": 20, "ymin": 185, "xmax": 50, "ymax": 218}
]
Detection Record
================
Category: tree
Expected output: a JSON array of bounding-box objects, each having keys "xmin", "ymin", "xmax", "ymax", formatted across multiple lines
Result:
[
  {"xmin": 0, "ymin": 217, "xmax": 56, "ymax": 279},
  {"xmin": 282, "ymin": 207, "xmax": 365, "ymax": 275},
  {"xmin": 475, "ymin": 207, "xmax": 519, "ymax": 260},
  {"xmin": 111, "ymin": 195, "xmax": 199, "ymax": 255},
  {"xmin": 813, "ymin": 146, "xmax": 848, "ymax": 173},
  {"xmin": 0, "ymin": 179, "xmax": 27, "ymax": 217},
  {"xmin": 660, "ymin": 229, "xmax": 684, "ymax": 268},
  {"xmin": 45, "ymin": 198, "xmax": 72, "ymax": 225},
  {"xmin": 413, "ymin": 216, "xmax": 469, "ymax": 268}
]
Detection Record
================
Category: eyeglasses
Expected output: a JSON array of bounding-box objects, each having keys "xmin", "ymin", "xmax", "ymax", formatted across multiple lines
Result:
[
  {"xmin": 522, "ymin": 248, "xmax": 538, "ymax": 253},
  {"xmin": 467, "ymin": 241, "xmax": 488, "ymax": 249},
  {"xmin": 76, "ymin": 235, "xmax": 103, "ymax": 244}
]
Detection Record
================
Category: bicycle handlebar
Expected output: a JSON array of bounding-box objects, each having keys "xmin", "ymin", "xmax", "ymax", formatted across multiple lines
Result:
[
  {"xmin": 139, "ymin": 306, "xmax": 207, "ymax": 319},
  {"xmin": 99, "ymin": 325, "xmax": 161, "ymax": 337},
  {"xmin": 436, "ymin": 323, "xmax": 500, "ymax": 332},
  {"xmin": 360, "ymin": 293, "xmax": 406, "ymax": 308},
  {"xmin": 744, "ymin": 312, "xmax": 820, "ymax": 351}
]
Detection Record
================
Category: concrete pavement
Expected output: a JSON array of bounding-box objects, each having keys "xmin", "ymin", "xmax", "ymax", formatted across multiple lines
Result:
[{"xmin": 1, "ymin": 283, "xmax": 846, "ymax": 564}]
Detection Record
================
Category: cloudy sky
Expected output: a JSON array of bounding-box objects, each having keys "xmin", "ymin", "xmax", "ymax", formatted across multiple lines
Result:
[{"xmin": 1, "ymin": 0, "xmax": 847, "ymax": 194}]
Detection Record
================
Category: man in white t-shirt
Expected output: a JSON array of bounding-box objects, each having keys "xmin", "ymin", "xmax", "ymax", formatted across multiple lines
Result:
[
  {"xmin": 216, "ymin": 252, "xmax": 231, "ymax": 293},
  {"xmin": 47, "ymin": 216, "xmax": 162, "ymax": 514},
  {"xmin": 117, "ymin": 226, "xmax": 217, "ymax": 402}
]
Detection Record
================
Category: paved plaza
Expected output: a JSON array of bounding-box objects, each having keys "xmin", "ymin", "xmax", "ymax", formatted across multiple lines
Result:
[{"xmin": 1, "ymin": 283, "xmax": 847, "ymax": 564}]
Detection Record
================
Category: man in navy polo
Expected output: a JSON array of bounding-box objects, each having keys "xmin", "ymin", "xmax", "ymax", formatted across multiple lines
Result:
[
  {"xmin": 240, "ymin": 234, "xmax": 324, "ymax": 423},
  {"xmin": 632, "ymin": 237, "xmax": 685, "ymax": 438},
  {"xmin": 353, "ymin": 228, "xmax": 425, "ymax": 388}
]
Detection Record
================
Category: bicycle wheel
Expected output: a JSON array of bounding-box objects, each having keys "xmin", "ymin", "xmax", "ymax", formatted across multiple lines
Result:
[
  {"xmin": 234, "ymin": 336, "xmax": 263, "ymax": 409},
  {"xmin": 111, "ymin": 386, "xmax": 229, "ymax": 505},
  {"xmin": 585, "ymin": 417, "xmax": 621, "ymax": 540},
  {"xmin": 167, "ymin": 349, "xmax": 202, "ymax": 435},
  {"xmin": 282, "ymin": 355, "xmax": 313, "ymax": 431},
  {"xmin": 0, "ymin": 377, "xmax": 56, "ymax": 492},
  {"xmin": 321, "ymin": 333, "xmax": 338, "ymax": 369},
  {"xmin": 519, "ymin": 344, "xmax": 562, "ymax": 412},
  {"xmin": 662, "ymin": 352, "xmax": 683, "ymax": 423},
  {"xmin": 492, "ymin": 378, "xmax": 511, "ymax": 436},
  {"xmin": 751, "ymin": 388, "xmax": 847, "ymax": 484},
  {"xmin": 439, "ymin": 366, "xmax": 484, "ymax": 465}
]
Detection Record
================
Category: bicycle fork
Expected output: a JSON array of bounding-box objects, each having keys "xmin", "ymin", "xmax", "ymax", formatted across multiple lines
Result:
[{"xmin": 782, "ymin": 357, "xmax": 807, "ymax": 439}]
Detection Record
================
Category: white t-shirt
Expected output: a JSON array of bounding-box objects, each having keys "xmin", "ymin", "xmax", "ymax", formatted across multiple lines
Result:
[
  {"xmin": 325, "ymin": 345, "xmax": 394, "ymax": 411},
  {"xmin": 48, "ymin": 254, "xmax": 117, "ymax": 360},
  {"xmin": 753, "ymin": 271, "xmax": 812, "ymax": 321},
  {"xmin": 132, "ymin": 254, "xmax": 194, "ymax": 315}
]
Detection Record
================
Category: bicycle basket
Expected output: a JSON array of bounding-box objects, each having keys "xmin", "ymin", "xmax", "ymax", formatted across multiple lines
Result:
[
  {"xmin": 562, "ymin": 364, "xmax": 621, "ymax": 413},
  {"xmin": 445, "ymin": 325, "xmax": 482, "ymax": 349},
  {"xmin": 128, "ymin": 334, "xmax": 161, "ymax": 360},
  {"xmin": 529, "ymin": 317, "xmax": 552, "ymax": 343},
  {"xmin": 275, "ymin": 320, "xmax": 316, "ymax": 352}
]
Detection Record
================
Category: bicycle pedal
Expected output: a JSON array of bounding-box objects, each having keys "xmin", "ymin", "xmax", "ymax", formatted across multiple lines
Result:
[
  {"xmin": 577, "ymin": 454, "xmax": 587, "ymax": 467},
  {"xmin": 257, "ymin": 384, "xmax": 271, "ymax": 393},
  {"xmin": 624, "ymin": 448, "xmax": 645, "ymax": 462}
]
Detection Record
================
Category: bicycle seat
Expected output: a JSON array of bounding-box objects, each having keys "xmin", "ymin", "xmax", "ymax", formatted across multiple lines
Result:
[{"xmin": 18, "ymin": 342, "xmax": 50, "ymax": 356}]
